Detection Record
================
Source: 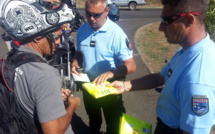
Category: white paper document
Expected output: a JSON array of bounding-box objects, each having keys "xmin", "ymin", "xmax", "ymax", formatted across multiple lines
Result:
[{"xmin": 72, "ymin": 73, "xmax": 90, "ymax": 82}]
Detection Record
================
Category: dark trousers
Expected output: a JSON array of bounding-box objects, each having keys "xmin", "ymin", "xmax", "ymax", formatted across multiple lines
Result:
[
  {"xmin": 154, "ymin": 117, "xmax": 183, "ymax": 134},
  {"xmin": 82, "ymin": 86, "xmax": 125, "ymax": 134}
]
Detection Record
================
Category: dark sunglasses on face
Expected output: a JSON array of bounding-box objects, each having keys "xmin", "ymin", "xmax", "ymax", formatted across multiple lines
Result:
[
  {"xmin": 160, "ymin": 12, "xmax": 201, "ymax": 25},
  {"xmin": 85, "ymin": 8, "xmax": 107, "ymax": 18}
]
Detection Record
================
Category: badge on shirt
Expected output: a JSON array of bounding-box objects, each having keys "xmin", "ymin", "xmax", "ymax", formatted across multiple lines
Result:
[
  {"xmin": 90, "ymin": 41, "xmax": 96, "ymax": 47},
  {"xmin": 192, "ymin": 95, "xmax": 209, "ymax": 116},
  {"xmin": 167, "ymin": 68, "xmax": 172, "ymax": 77},
  {"xmin": 126, "ymin": 38, "xmax": 132, "ymax": 50}
]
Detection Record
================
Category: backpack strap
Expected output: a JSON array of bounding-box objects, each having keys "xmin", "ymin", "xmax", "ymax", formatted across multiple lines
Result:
[
  {"xmin": 8, "ymin": 48, "xmax": 47, "ymax": 67},
  {"xmin": 13, "ymin": 51, "xmax": 46, "ymax": 67},
  {"xmin": 1, "ymin": 49, "xmax": 47, "ymax": 92}
]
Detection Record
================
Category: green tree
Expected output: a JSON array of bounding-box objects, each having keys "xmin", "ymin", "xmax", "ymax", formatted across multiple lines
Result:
[{"xmin": 206, "ymin": 0, "xmax": 215, "ymax": 39}]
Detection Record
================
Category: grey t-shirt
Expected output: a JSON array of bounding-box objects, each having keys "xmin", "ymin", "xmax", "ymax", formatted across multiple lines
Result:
[{"xmin": 14, "ymin": 46, "xmax": 73, "ymax": 134}]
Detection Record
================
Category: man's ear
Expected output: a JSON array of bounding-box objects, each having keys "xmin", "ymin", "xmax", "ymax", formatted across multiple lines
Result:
[
  {"xmin": 33, "ymin": 36, "xmax": 44, "ymax": 43},
  {"xmin": 185, "ymin": 14, "xmax": 195, "ymax": 27},
  {"xmin": 106, "ymin": 6, "xmax": 110, "ymax": 14}
]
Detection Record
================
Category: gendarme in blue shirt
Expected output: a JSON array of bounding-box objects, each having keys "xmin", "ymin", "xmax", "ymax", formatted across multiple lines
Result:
[
  {"xmin": 76, "ymin": 17, "xmax": 133, "ymax": 80},
  {"xmin": 157, "ymin": 33, "xmax": 215, "ymax": 134}
]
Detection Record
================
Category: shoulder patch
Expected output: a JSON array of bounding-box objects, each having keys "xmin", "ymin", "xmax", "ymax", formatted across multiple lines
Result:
[
  {"xmin": 126, "ymin": 38, "xmax": 132, "ymax": 50},
  {"xmin": 192, "ymin": 95, "xmax": 209, "ymax": 116}
]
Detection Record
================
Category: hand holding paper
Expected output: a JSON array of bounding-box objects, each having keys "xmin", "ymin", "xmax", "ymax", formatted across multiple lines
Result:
[
  {"xmin": 82, "ymin": 81, "xmax": 118, "ymax": 98},
  {"xmin": 72, "ymin": 73, "xmax": 90, "ymax": 82}
]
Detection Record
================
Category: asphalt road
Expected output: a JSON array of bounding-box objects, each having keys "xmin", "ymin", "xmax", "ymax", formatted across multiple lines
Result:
[{"xmin": 0, "ymin": 8, "xmax": 162, "ymax": 133}]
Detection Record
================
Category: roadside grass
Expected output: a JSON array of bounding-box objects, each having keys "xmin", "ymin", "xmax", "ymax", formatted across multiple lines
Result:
[{"xmin": 135, "ymin": 22, "xmax": 180, "ymax": 73}]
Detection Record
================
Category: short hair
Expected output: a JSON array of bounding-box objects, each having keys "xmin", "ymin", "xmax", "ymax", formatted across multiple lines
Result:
[
  {"xmin": 85, "ymin": 0, "xmax": 108, "ymax": 9},
  {"xmin": 161, "ymin": 0, "xmax": 209, "ymax": 25}
]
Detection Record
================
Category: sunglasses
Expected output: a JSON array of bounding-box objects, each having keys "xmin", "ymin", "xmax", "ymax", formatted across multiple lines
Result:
[
  {"xmin": 160, "ymin": 12, "xmax": 200, "ymax": 25},
  {"xmin": 85, "ymin": 8, "xmax": 107, "ymax": 18}
]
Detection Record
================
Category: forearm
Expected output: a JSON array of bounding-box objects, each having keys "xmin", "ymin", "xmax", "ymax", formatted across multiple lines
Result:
[
  {"xmin": 111, "ymin": 58, "xmax": 136, "ymax": 77},
  {"xmin": 41, "ymin": 106, "xmax": 74, "ymax": 134},
  {"xmin": 126, "ymin": 73, "xmax": 164, "ymax": 91},
  {"xmin": 42, "ymin": 96, "xmax": 80, "ymax": 134},
  {"xmin": 57, "ymin": 103, "xmax": 76, "ymax": 133},
  {"xmin": 111, "ymin": 65, "xmax": 128, "ymax": 77}
]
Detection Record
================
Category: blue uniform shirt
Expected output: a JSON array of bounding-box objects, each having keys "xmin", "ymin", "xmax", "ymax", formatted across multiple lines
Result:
[
  {"xmin": 76, "ymin": 17, "xmax": 133, "ymax": 80},
  {"xmin": 157, "ymin": 33, "xmax": 215, "ymax": 133}
]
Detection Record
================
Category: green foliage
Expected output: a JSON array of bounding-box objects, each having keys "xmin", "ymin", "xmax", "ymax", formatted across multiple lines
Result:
[{"xmin": 206, "ymin": 0, "xmax": 215, "ymax": 39}]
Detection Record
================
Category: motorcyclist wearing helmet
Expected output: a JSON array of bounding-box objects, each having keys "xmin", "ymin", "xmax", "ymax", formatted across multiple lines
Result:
[{"xmin": 0, "ymin": 0, "xmax": 80, "ymax": 133}]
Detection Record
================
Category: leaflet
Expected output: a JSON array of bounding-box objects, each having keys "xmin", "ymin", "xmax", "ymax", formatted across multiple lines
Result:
[
  {"xmin": 82, "ymin": 81, "xmax": 118, "ymax": 98},
  {"xmin": 119, "ymin": 113, "xmax": 152, "ymax": 134},
  {"xmin": 71, "ymin": 73, "xmax": 90, "ymax": 82}
]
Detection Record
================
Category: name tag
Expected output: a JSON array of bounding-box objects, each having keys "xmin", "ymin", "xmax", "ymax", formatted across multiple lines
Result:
[
  {"xmin": 167, "ymin": 68, "xmax": 172, "ymax": 77},
  {"xmin": 90, "ymin": 41, "xmax": 95, "ymax": 47}
]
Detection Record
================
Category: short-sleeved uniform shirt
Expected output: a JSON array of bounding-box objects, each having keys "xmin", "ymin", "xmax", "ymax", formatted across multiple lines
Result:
[
  {"xmin": 76, "ymin": 17, "xmax": 133, "ymax": 80},
  {"xmin": 157, "ymin": 34, "xmax": 215, "ymax": 133},
  {"xmin": 14, "ymin": 46, "xmax": 73, "ymax": 134}
]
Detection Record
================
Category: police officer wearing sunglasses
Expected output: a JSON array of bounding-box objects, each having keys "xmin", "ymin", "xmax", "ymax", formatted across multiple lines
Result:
[
  {"xmin": 71, "ymin": 0, "xmax": 136, "ymax": 133},
  {"xmin": 108, "ymin": 0, "xmax": 215, "ymax": 134}
]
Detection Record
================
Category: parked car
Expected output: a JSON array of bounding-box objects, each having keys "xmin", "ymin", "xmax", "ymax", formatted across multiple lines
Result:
[{"xmin": 111, "ymin": 0, "xmax": 146, "ymax": 10}]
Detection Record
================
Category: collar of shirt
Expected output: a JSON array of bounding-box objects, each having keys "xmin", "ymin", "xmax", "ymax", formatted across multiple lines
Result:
[
  {"xmin": 87, "ymin": 17, "xmax": 112, "ymax": 34},
  {"xmin": 174, "ymin": 33, "xmax": 211, "ymax": 65},
  {"xmin": 18, "ymin": 45, "xmax": 47, "ymax": 61}
]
